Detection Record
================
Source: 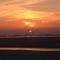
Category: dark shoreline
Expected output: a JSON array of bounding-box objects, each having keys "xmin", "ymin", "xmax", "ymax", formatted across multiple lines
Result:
[
  {"xmin": 0, "ymin": 36, "xmax": 60, "ymax": 59},
  {"xmin": 0, "ymin": 37, "xmax": 60, "ymax": 48}
]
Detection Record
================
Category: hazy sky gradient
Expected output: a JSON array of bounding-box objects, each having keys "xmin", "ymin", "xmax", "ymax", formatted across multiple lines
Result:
[{"xmin": 0, "ymin": 0, "xmax": 60, "ymax": 35}]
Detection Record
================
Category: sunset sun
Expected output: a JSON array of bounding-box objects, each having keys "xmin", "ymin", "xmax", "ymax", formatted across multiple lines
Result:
[
  {"xmin": 24, "ymin": 21, "xmax": 36, "ymax": 28},
  {"xmin": 24, "ymin": 11, "xmax": 39, "ymax": 19},
  {"xmin": 13, "ymin": 10, "xmax": 53, "ymax": 19}
]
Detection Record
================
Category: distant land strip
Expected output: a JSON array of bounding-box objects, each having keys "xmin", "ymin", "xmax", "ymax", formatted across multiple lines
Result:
[{"xmin": 0, "ymin": 36, "xmax": 58, "ymax": 38}]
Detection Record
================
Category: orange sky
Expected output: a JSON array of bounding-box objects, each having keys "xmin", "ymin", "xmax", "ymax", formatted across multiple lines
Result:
[{"xmin": 0, "ymin": 0, "xmax": 60, "ymax": 34}]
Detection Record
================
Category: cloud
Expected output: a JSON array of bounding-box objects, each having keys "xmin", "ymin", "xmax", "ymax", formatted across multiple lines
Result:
[
  {"xmin": 0, "ymin": 0, "xmax": 11, "ymax": 3},
  {"xmin": 0, "ymin": 0, "xmax": 60, "ymax": 20},
  {"xmin": 0, "ymin": 0, "xmax": 60, "ymax": 12},
  {"xmin": 21, "ymin": 0, "xmax": 60, "ymax": 12},
  {"xmin": 0, "ymin": 0, "xmax": 42, "ymax": 5}
]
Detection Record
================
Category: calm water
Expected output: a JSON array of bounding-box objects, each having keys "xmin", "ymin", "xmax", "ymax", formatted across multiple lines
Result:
[{"xmin": 0, "ymin": 36, "xmax": 60, "ymax": 48}]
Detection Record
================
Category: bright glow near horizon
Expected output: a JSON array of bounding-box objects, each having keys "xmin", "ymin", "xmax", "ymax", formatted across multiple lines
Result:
[
  {"xmin": 24, "ymin": 21, "xmax": 36, "ymax": 28},
  {"xmin": 0, "ymin": 0, "xmax": 60, "ymax": 34}
]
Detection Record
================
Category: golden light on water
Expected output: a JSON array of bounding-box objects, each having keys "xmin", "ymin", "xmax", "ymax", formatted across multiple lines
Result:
[{"xmin": 0, "ymin": 48, "xmax": 59, "ymax": 51}]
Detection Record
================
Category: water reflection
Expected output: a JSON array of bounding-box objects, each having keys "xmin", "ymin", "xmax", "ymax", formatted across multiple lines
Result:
[{"xmin": 0, "ymin": 48, "xmax": 60, "ymax": 51}]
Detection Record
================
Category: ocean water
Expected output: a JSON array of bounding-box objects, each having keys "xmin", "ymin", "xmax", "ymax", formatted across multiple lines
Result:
[{"xmin": 0, "ymin": 36, "xmax": 60, "ymax": 48}]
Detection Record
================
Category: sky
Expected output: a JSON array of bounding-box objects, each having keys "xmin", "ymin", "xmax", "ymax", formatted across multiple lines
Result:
[{"xmin": 0, "ymin": 0, "xmax": 60, "ymax": 35}]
